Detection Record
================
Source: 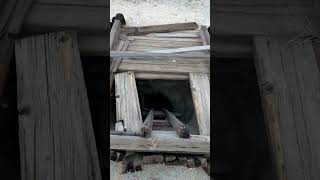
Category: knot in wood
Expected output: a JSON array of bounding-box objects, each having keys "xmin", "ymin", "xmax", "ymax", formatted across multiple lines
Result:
[{"xmin": 261, "ymin": 81, "xmax": 274, "ymax": 94}]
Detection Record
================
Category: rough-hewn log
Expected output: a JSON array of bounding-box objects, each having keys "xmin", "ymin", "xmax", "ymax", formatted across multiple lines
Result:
[
  {"xmin": 110, "ymin": 130, "xmax": 210, "ymax": 154},
  {"xmin": 254, "ymin": 36, "xmax": 320, "ymax": 180},
  {"xmin": 163, "ymin": 109, "xmax": 190, "ymax": 138},
  {"xmin": 15, "ymin": 32, "xmax": 102, "ymax": 180}
]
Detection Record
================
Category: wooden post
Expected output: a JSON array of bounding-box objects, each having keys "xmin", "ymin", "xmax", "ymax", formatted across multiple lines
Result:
[
  {"xmin": 15, "ymin": 32, "xmax": 102, "ymax": 180},
  {"xmin": 254, "ymin": 36, "xmax": 320, "ymax": 180},
  {"xmin": 163, "ymin": 109, "xmax": 190, "ymax": 138},
  {"xmin": 115, "ymin": 71, "xmax": 143, "ymax": 133},
  {"xmin": 189, "ymin": 73, "xmax": 210, "ymax": 135},
  {"xmin": 141, "ymin": 109, "xmax": 154, "ymax": 137}
]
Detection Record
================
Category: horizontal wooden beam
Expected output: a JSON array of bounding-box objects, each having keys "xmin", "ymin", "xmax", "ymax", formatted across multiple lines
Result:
[
  {"xmin": 213, "ymin": 36, "xmax": 253, "ymax": 58},
  {"xmin": 213, "ymin": 0, "xmax": 313, "ymax": 6},
  {"xmin": 214, "ymin": 5, "xmax": 320, "ymax": 16},
  {"xmin": 36, "ymin": 0, "xmax": 108, "ymax": 7},
  {"xmin": 118, "ymin": 62, "xmax": 209, "ymax": 73},
  {"xmin": 110, "ymin": 51, "xmax": 210, "ymax": 59},
  {"xmin": 135, "ymin": 72, "xmax": 189, "ymax": 80},
  {"xmin": 110, "ymin": 130, "xmax": 210, "ymax": 154},
  {"xmin": 150, "ymin": 45, "xmax": 210, "ymax": 53},
  {"xmin": 213, "ymin": 12, "xmax": 320, "ymax": 36},
  {"xmin": 24, "ymin": 4, "xmax": 107, "ymax": 33},
  {"xmin": 123, "ymin": 22, "xmax": 198, "ymax": 35}
]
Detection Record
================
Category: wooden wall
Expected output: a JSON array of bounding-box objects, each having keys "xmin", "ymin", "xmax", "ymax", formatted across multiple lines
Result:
[{"xmin": 254, "ymin": 36, "xmax": 320, "ymax": 180}]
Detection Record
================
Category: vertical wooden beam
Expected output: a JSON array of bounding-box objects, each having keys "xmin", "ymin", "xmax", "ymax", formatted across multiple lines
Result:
[
  {"xmin": 254, "ymin": 36, "xmax": 320, "ymax": 180},
  {"xmin": 15, "ymin": 32, "xmax": 102, "ymax": 180},
  {"xmin": 189, "ymin": 72, "xmax": 210, "ymax": 135},
  {"xmin": 115, "ymin": 71, "xmax": 143, "ymax": 133}
]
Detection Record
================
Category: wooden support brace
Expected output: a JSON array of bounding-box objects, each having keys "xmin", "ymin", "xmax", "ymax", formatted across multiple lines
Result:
[
  {"xmin": 141, "ymin": 109, "xmax": 154, "ymax": 137},
  {"xmin": 163, "ymin": 109, "xmax": 190, "ymax": 138}
]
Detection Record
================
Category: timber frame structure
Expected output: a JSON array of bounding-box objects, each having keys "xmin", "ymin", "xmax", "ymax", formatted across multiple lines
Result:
[{"xmin": 109, "ymin": 20, "xmax": 210, "ymax": 161}]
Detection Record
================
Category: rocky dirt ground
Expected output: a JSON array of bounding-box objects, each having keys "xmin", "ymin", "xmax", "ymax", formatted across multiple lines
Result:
[
  {"xmin": 110, "ymin": 160, "xmax": 210, "ymax": 180},
  {"xmin": 110, "ymin": 0, "xmax": 210, "ymax": 26}
]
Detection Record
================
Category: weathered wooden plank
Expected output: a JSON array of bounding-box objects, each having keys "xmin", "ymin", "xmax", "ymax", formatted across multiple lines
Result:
[
  {"xmin": 36, "ymin": 0, "xmax": 107, "ymax": 7},
  {"xmin": 141, "ymin": 109, "xmax": 154, "ymax": 137},
  {"xmin": 213, "ymin": 36, "xmax": 253, "ymax": 58},
  {"xmin": 254, "ymin": 36, "xmax": 320, "ymax": 180},
  {"xmin": 115, "ymin": 72, "xmax": 143, "ymax": 133},
  {"xmin": 15, "ymin": 32, "xmax": 102, "ymax": 180},
  {"xmin": 163, "ymin": 109, "xmax": 190, "ymax": 138},
  {"xmin": 213, "ymin": 0, "xmax": 313, "ymax": 6},
  {"xmin": 24, "ymin": 4, "xmax": 107, "ymax": 32},
  {"xmin": 213, "ymin": 12, "xmax": 319, "ymax": 36},
  {"xmin": 135, "ymin": 72, "xmax": 189, "ymax": 80},
  {"xmin": 6, "ymin": 0, "xmax": 34, "ymax": 34},
  {"xmin": 118, "ymin": 63, "xmax": 209, "ymax": 73},
  {"xmin": 189, "ymin": 73, "xmax": 210, "ymax": 135},
  {"xmin": 110, "ymin": 51, "xmax": 210, "ymax": 59},
  {"xmin": 110, "ymin": 19, "xmax": 122, "ymax": 50},
  {"xmin": 110, "ymin": 130, "xmax": 210, "ymax": 154},
  {"xmin": 150, "ymin": 45, "xmax": 210, "ymax": 53},
  {"xmin": 120, "ymin": 35, "xmax": 203, "ymax": 43},
  {"xmin": 110, "ymin": 40, "xmax": 130, "ymax": 90},
  {"xmin": 123, "ymin": 22, "xmax": 198, "ymax": 35},
  {"xmin": 199, "ymin": 26, "xmax": 210, "ymax": 45},
  {"xmin": 129, "ymin": 40, "xmax": 202, "ymax": 48}
]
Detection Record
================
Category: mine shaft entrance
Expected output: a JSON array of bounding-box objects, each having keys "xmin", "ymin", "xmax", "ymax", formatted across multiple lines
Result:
[{"xmin": 136, "ymin": 80, "xmax": 199, "ymax": 134}]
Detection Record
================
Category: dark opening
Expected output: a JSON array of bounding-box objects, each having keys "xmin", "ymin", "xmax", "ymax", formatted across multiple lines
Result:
[
  {"xmin": 0, "ymin": 60, "xmax": 20, "ymax": 180},
  {"xmin": 212, "ymin": 58, "xmax": 275, "ymax": 180},
  {"xmin": 81, "ymin": 56, "xmax": 108, "ymax": 179},
  {"xmin": 136, "ymin": 80, "xmax": 199, "ymax": 134}
]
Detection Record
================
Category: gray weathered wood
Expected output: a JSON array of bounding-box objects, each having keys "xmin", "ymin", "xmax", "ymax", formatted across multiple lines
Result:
[
  {"xmin": 118, "ymin": 62, "xmax": 209, "ymax": 73},
  {"xmin": 135, "ymin": 72, "xmax": 189, "ymax": 80},
  {"xmin": 110, "ymin": 40, "xmax": 130, "ymax": 90},
  {"xmin": 163, "ymin": 109, "xmax": 190, "ymax": 138},
  {"xmin": 36, "ymin": 0, "xmax": 107, "ymax": 7},
  {"xmin": 110, "ymin": 20, "xmax": 122, "ymax": 50},
  {"xmin": 150, "ymin": 45, "xmax": 210, "ymax": 53},
  {"xmin": 110, "ymin": 130, "xmax": 210, "ymax": 154},
  {"xmin": 115, "ymin": 72, "xmax": 143, "ymax": 133},
  {"xmin": 24, "ymin": 4, "xmax": 107, "ymax": 33},
  {"xmin": 15, "ymin": 32, "xmax": 102, "ymax": 180},
  {"xmin": 189, "ymin": 73, "xmax": 210, "ymax": 135},
  {"xmin": 141, "ymin": 109, "xmax": 154, "ymax": 137},
  {"xmin": 199, "ymin": 26, "xmax": 210, "ymax": 45},
  {"xmin": 123, "ymin": 22, "xmax": 198, "ymax": 35},
  {"xmin": 254, "ymin": 36, "xmax": 320, "ymax": 180},
  {"xmin": 110, "ymin": 51, "xmax": 210, "ymax": 59}
]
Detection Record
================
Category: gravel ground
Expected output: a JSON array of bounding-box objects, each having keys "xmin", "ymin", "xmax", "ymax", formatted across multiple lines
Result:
[
  {"xmin": 110, "ymin": 160, "xmax": 210, "ymax": 180},
  {"xmin": 110, "ymin": 0, "xmax": 210, "ymax": 26}
]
